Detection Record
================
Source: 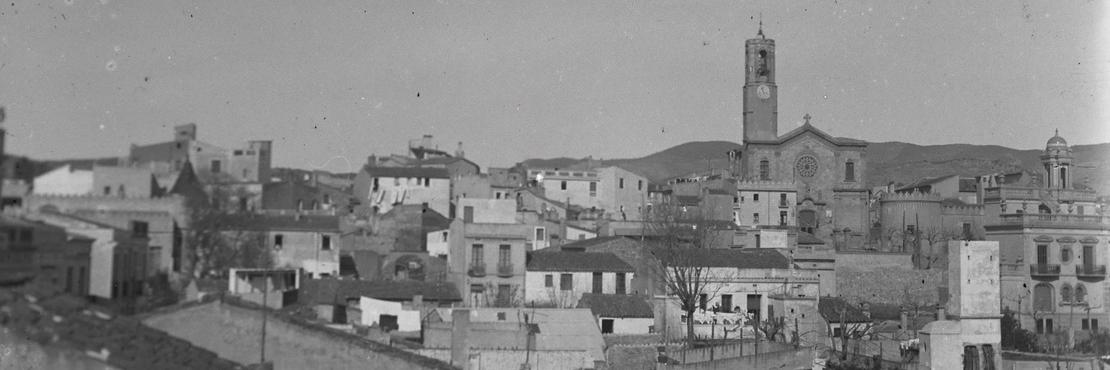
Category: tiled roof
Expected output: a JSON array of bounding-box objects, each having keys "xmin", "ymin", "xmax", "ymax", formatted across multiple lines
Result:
[
  {"xmin": 747, "ymin": 122, "xmax": 867, "ymax": 147},
  {"xmin": 577, "ymin": 293, "xmax": 654, "ymax": 319},
  {"xmin": 526, "ymin": 251, "xmax": 634, "ymax": 272},
  {"xmin": 555, "ymin": 236, "xmax": 631, "ymax": 251},
  {"xmin": 653, "ymin": 248, "xmax": 790, "ymax": 269},
  {"xmin": 421, "ymin": 207, "xmax": 452, "ymax": 232},
  {"xmin": 221, "ymin": 214, "xmax": 340, "ymax": 232},
  {"xmin": 797, "ymin": 231, "xmax": 825, "ymax": 245},
  {"xmin": 363, "ymin": 166, "xmax": 449, "ymax": 179},
  {"xmin": 675, "ymin": 195, "xmax": 701, "ymax": 206},
  {"xmin": 300, "ymin": 278, "xmax": 461, "ymax": 305},
  {"xmin": 818, "ymin": 297, "xmax": 871, "ymax": 323},
  {"xmin": 0, "ymin": 288, "xmax": 241, "ymax": 369}
]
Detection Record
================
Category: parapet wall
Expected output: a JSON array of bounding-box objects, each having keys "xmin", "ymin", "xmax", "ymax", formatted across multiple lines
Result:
[{"xmin": 25, "ymin": 194, "xmax": 185, "ymax": 215}]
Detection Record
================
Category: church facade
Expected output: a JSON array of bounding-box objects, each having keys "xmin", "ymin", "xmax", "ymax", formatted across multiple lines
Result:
[{"xmin": 736, "ymin": 30, "xmax": 871, "ymax": 244}]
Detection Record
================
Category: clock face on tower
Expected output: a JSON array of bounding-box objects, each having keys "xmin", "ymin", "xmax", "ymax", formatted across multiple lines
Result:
[
  {"xmin": 756, "ymin": 85, "xmax": 771, "ymax": 100},
  {"xmin": 796, "ymin": 155, "xmax": 818, "ymax": 178}
]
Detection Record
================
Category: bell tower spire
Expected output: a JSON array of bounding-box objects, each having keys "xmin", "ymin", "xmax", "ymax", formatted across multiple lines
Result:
[{"xmin": 742, "ymin": 23, "xmax": 778, "ymax": 144}]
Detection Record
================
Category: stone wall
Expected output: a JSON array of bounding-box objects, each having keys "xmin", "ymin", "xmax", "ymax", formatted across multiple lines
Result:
[
  {"xmin": 142, "ymin": 300, "xmax": 452, "ymax": 370},
  {"xmin": 836, "ymin": 266, "xmax": 947, "ymax": 305},
  {"xmin": 656, "ymin": 346, "xmax": 814, "ymax": 370}
]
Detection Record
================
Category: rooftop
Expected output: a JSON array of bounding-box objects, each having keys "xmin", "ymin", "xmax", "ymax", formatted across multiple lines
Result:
[
  {"xmin": 576, "ymin": 293, "xmax": 654, "ymax": 319},
  {"xmin": 654, "ymin": 248, "xmax": 790, "ymax": 269},
  {"xmin": 221, "ymin": 214, "xmax": 341, "ymax": 232},
  {"xmin": 362, "ymin": 166, "xmax": 449, "ymax": 179},
  {"xmin": 526, "ymin": 251, "xmax": 634, "ymax": 272},
  {"xmin": 299, "ymin": 278, "xmax": 461, "ymax": 305}
]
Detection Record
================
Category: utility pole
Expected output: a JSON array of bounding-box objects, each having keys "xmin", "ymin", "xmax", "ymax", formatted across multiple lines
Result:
[{"xmin": 260, "ymin": 271, "xmax": 268, "ymax": 365}]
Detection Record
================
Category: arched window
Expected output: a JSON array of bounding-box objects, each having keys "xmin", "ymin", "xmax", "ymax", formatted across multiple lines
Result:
[
  {"xmin": 845, "ymin": 161, "xmax": 855, "ymax": 182},
  {"xmin": 1033, "ymin": 283, "xmax": 1054, "ymax": 311},
  {"xmin": 1076, "ymin": 284, "xmax": 1087, "ymax": 303},
  {"xmin": 759, "ymin": 160, "xmax": 770, "ymax": 180},
  {"xmin": 1061, "ymin": 283, "xmax": 1073, "ymax": 303},
  {"xmin": 1039, "ymin": 204, "xmax": 1052, "ymax": 214}
]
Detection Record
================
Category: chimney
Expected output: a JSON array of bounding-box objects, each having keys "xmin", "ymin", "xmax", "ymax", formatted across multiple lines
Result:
[
  {"xmin": 936, "ymin": 306, "xmax": 946, "ymax": 321},
  {"xmin": 455, "ymin": 142, "xmax": 465, "ymax": 158},
  {"xmin": 900, "ymin": 310, "xmax": 909, "ymax": 330},
  {"xmin": 450, "ymin": 309, "xmax": 471, "ymax": 369}
]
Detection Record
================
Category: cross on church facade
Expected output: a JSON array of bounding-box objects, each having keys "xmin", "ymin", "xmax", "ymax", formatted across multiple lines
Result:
[{"xmin": 803, "ymin": 113, "xmax": 811, "ymax": 125}]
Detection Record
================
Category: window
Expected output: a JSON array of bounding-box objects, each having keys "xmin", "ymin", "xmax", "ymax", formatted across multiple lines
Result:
[
  {"xmin": 698, "ymin": 294, "xmax": 707, "ymax": 310},
  {"xmin": 65, "ymin": 267, "xmax": 73, "ymax": 293},
  {"xmin": 755, "ymin": 234, "xmax": 761, "ymax": 248},
  {"xmin": 601, "ymin": 319, "xmax": 614, "ymax": 334},
  {"xmin": 233, "ymin": 150, "xmax": 243, "ymax": 156},
  {"xmin": 424, "ymin": 178, "xmax": 430, "ymax": 187},
  {"xmin": 498, "ymin": 245, "xmax": 511, "ymax": 265},
  {"xmin": 1083, "ymin": 319, "xmax": 1090, "ymax": 330},
  {"xmin": 844, "ymin": 161, "xmax": 855, "ymax": 182},
  {"xmin": 1033, "ymin": 283, "xmax": 1054, "ymax": 311},
  {"xmin": 638, "ymin": 180, "xmax": 643, "ymax": 190},
  {"xmin": 471, "ymin": 245, "xmax": 484, "ymax": 266},
  {"xmin": 535, "ymin": 227, "xmax": 546, "ymax": 241},
  {"xmin": 561, "ymin": 181, "xmax": 567, "ymax": 190},
  {"xmin": 1061, "ymin": 247, "xmax": 1071, "ymax": 263},
  {"xmin": 463, "ymin": 206, "xmax": 474, "ymax": 222},
  {"xmin": 759, "ymin": 160, "xmax": 770, "ymax": 180},
  {"xmin": 373, "ymin": 178, "xmax": 380, "ymax": 192},
  {"xmin": 592, "ymin": 272, "xmax": 603, "ymax": 294},
  {"xmin": 615, "ymin": 273, "xmax": 626, "ymax": 294},
  {"xmin": 753, "ymin": 194, "xmax": 760, "ymax": 202},
  {"xmin": 441, "ymin": 231, "xmax": 448, "ymax": 242},
  {"xmin": 545, "ymin": 274, "xmax": 553, "ymax": 287},
  {"xmin": 560, "ymin": 274, "xmax": 573, "ymax": 290},
  {"xmin": 1076, "ymin": 283, "xmax": 1087, "ymax": 303},
  {"xmin": 321, "ymin": 235, "xmax": 332, "ymax": 251},
  {"xmin": 779, "ymin": 211, "xmax": 788, "ymax": 226},
  {"xmin": 779, "ymin": 193, "xmax": 787, "ymax": 207},
  {"xmin": 753, "ymin": 213, "xmax": 760, "ymax": 224},
  {"xmin": 1062, "ymin": 284, "xmax": 1073, "ymax": 303},
  {"xmin": 962, "ymin": 223, "xmax": 973, "ymax": 240},
  {"xmin": 118, "ymin": 185, "xmax": 126, "ymax": 198},
  {"xmin": 103, "ymin": 186, "xmax": 111, "ymax": 195},
  {"xmin": 131, "ymin": 221, "xmax": 149, "ymax": 238},
  {"xmin": 720, "ymin": 295, "xmax": 733, "ymax": 313},
  {"xmin": 589, "ymin": 182, "xmax": 597, "ymax": 196},
  {"xmin": 274, "ymin": 234, "xmax": 284, "ymax": 247},
  {"xmin": 619, "ymin": 178, "xmax": 625, "ymax": 189},
  {"xmin": 210, "ymin": 160, "xmax": 221, "ymax": 173}
]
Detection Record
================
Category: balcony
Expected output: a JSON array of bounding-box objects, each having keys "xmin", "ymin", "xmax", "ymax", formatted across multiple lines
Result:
[
  {"xmin": 468, "ymin": 263, "xmax": 487, "ymax": 278},
  {"xmin": 497, "ymin": 263, "xmax": 514, "ymax": 277},
  {"xmin": 1029, "ymin": 264, "xmax": 1061, "ymax": 277},
  {"xmin": 1076, "ymin": 264, "xmax": 1107, "ymax": 279}
]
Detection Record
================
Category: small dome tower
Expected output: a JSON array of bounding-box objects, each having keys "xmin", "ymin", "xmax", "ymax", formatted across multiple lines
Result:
[{"xmin": 1041, "ymin": 129, "xmax": 1073, "ymax": 189}]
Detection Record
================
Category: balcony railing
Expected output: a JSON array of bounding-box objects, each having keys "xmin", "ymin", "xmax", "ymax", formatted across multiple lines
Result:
[
  {"xmin": 1076, "ymin": 264, "xmax": 1107, "ymax": 278},
  {"xmin": 998, "ymin": 214, "xmax": 1110, "ymax": 228},
  {"xmin": 1029, "ymin": 264, "xmax": 1061, "ymax": 277},
  {"xmin": 468, "ymin": 263, "xmax": 487, "ymax": 278},
  {"xmin": 497, "ymin": 263, "xmax": 514, "ymax": 277}
]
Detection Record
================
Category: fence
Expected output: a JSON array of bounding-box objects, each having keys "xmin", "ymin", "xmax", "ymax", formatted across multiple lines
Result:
[{"xmin": 656, "ymin": 345, "xmax": 814, "ymax": 370}]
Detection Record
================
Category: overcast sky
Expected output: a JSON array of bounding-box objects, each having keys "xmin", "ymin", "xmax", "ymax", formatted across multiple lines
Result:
[{"xmin": 1, "ymin": 0, "xmax": 1107, "ymax": 173}]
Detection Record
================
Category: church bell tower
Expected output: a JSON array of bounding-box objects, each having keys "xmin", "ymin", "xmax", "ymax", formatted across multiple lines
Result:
[{"xmin": 742, "ymin": 25, "xmax": 778, "ymax": 143}]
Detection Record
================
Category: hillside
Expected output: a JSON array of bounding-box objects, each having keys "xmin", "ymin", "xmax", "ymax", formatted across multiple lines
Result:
[{"xmin": 518, "ymin": 141, "xmax": 1110, "ymax": 195}]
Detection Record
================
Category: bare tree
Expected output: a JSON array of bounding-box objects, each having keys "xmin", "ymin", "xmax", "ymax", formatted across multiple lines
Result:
[
  {"xmin": 185, "ymin": 183, "xmax": 272, "ymax": 278},
  {"xmin": 916, "ymin": 226, "xmax": 961, "ymax": 269},
  {"xmin": 758, "ymin": 316, "xmax": 787, "ymax": 342},
  {"xmin": 647, "ymin": 202, "xmax": 730, "ymax": 347}
]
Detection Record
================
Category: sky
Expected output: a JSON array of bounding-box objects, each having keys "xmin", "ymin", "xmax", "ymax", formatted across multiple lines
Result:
[{"xmin": 1, "ymin": 0, "xmax": 1107, "ymax": 173}]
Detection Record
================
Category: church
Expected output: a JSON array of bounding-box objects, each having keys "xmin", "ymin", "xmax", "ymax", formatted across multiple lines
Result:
[{"xmin": 736, "ymin": 29, "xmax": 871, "ymax": 244}]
